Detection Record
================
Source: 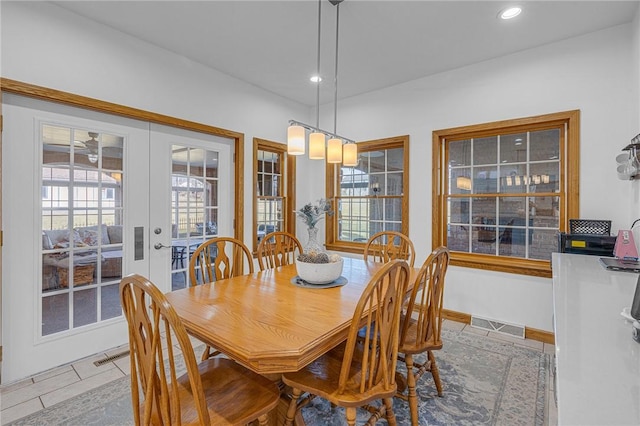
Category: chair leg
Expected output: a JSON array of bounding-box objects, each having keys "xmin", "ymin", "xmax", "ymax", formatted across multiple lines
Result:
[
  {"xmin": 383, "ymin": 397, "xmax": 397, "ymax": 426},
  {"xmin": 428, "ymin": 350, "xmax": 443, "ymax": 397},
  {"xmin": 405, "ymin": 354, "xmax": 419, "ymax": 426},
  {"xmin": 284, "ymin": 388, "xmax": 302, "ymax": 426},
  {"xmin": 346, "ymin": 406, "xmax": 357, "ymax": 426}
]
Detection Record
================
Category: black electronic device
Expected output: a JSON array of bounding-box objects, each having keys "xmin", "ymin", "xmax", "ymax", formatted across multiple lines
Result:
[{"xmin": 558, "ymin": 232, "xmax": 616, "ymax": 257}]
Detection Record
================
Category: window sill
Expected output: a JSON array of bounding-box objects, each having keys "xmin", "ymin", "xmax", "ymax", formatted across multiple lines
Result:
[
  {"xmin": 325, "ymin": 242, "xmax": 364, "ymax": 257},
  {"xmin": 450, "ymin": 252, "xmax": 551, "ymax": 278}
]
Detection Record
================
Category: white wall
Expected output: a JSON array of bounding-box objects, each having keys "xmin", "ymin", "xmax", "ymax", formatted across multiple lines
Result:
[
  {"xmin": 0, "ymin": 1, "xmax": 313, "ymax": 246},
  {"xmin": 315, "ymin": 23, "xmax": 638, "ymax": 332},
  {"xmin": 2, "ymin": 1, "xmax": 639, "ymax": 333},
  {"xmin": 632, "ymin": 7, "xmax": 640, "ymax": 223}
]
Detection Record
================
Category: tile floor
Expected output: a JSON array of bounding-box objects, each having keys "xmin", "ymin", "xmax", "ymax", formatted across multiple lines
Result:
[{"xmin": 0, "ymin": 320, "xmax": 558, "ymax": 425}]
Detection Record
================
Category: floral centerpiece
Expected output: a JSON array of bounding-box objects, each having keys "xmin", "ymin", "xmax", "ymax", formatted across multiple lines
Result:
[
  {"xmin": 295, "ymin": 198, "xmax": 334, "ymax": 253},
  {"xmin": 295, "ymin": 199, "xmax": 343, "ymax": 284}
]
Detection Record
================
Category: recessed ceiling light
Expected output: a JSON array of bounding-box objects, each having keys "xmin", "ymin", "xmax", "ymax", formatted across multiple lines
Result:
[
  {"xmin": 499, "ymin": 6, "xmax": 522, "ymax": 20},
  {"xmin": 310, "ymin": 75, "xmax": 322, "ymax": 83}
]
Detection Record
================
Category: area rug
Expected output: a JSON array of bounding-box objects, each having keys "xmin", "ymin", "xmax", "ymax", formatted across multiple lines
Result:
[{"xmin": 8, "ymin": 329, "xmax": 549, "ymax": 425}]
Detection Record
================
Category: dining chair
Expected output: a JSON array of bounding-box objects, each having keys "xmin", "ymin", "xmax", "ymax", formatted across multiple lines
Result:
[
  {"xmin": 119, "ymin": 274, "xmax": 279, "ymax": 426},
  {"xmin": 188, "ymin": 237, "xmax": 254, "ymax": 285},
  {"xmin": 188, "ymin": 236, "xmax": 254, "ymax": 360},
  {"xmin": 396, "ymin": 246, "xmax": 450, "ymax": 425},
  {"xmin": 256, "ymin": 231, "xmax": 302, "ymax": 271},
  {"xmin": 282, "ymin": 259, "xmax": 411, "ymax": 426},
  {"xmin": 364, "ymin": 230, "xmax": 416, "ymax": 267}
]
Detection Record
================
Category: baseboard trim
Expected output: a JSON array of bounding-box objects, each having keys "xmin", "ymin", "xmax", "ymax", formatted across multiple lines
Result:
[
  {"xmin": 441, "ymin": 309, "xmax": 555, "ymax": 345},
  {"xmin": 525, "ymin": 327, "xmax": 555, "ymax": 344},
  {"xmin": 442, "ymin": 309, "xmax": 471, "ymax": 324}
]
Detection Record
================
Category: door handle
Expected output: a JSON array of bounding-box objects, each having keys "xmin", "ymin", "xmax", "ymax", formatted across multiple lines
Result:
[{"xmin": 154, "ymin": 243, "xmax": 171, "ymax": 250}]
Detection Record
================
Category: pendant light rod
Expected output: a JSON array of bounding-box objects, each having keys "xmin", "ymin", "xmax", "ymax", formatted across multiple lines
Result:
[
  {"xmin": 287, "ymin": 0, "xmax": 357, "ymax": 166},
  {"xmin": 288, "ymin": 119, "xmax": 355, "ymax": 144},
  {"xmin": 333, "ymin": 1, "xmax": 340, "ymax": 134},
  {"xmin": 315, "ymin": 0, "xmax": 321, "ymax": 129}
]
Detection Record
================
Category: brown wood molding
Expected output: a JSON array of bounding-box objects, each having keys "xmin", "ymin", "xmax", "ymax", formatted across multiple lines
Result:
[
  {"xmin": 1, "ymin": 78, "xmax": 245, "ymax": 241},
  {"xmin": 525, "ymin": 327, "xmax": 555, "ymax": 345},
  {"xmin": 442, "ymin": 309, "xmax": 471, "ymax": 324},
  {"xmin": 441, "ymin": 308, "xmax": 555, "ymax": 345},
  {"xmin": 252, "ymin": 138, "xmax": 295, "ymax": 254},
  {"xmin": 0, "ymin": 78, "xmax": 242, "ymax": 139},
  {"xmin": 431, "ymin": 109, "xmax": 580, "ymax": 277}
]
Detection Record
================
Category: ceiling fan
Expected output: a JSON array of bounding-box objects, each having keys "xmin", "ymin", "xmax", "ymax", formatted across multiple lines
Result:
[
  {"xmin": 80, "ymin": 132, "xmax": 100, "ymax": 163},
  {"xmin": 75, "ymin": 132, "xmax": 123, "ymax": 163}
]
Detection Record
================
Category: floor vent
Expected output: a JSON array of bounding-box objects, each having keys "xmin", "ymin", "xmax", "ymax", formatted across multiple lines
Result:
[
  {"xmin": 94, "ymin": 350, "xmax": 130, "ymax": 366},
  {"xmin": 470, "ymin": 315, "xmax": 525, "ymax": 339}
]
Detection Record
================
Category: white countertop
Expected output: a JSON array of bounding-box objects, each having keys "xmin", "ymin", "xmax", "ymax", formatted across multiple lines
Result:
[{"xmin": 552, "ymin": 253, "xmax": 640, "ymax": 426}]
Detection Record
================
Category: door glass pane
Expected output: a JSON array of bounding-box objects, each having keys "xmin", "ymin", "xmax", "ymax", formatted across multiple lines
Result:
[
  {"xmin": 42, "ymin": 294, "xmax": 69, "ymax": 335},
  {"xmin": 41, "ymin": 124, "xmax": 124, "ymax": 337},
  {"xmin": 101, "ymin": 284, "xmax": 121, "ymax": 320},
  {"xmin": 171, "ymin": 145, "xmax": 220, "ymax": 290},
  {"xmin": 73, "ymin": 288, "xmax": 97, "ymax": 328}
]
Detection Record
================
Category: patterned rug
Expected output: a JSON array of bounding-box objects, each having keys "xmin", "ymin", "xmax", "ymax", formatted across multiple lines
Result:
[{"xmin": 8, "ymin": 329, "xmax": 549, "ymax": 425}]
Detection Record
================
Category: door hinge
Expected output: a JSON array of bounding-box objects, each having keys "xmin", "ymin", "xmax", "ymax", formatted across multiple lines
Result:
[
  {"xmin": 233, "ymin": 152, "xmax": 236, "ymax": 163},
  {"xmin": 0, "ymin": 230, "xmax": 3, "ymax": 247},
  {"xmin": 0, "ymin": 346, "xmax": 3, "ymax": 362}
]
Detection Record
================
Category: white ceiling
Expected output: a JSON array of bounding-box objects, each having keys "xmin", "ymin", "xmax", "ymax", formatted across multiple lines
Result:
[{"xmin": 52, "ymin": 0, "xmax": 639, "ymax": 107}]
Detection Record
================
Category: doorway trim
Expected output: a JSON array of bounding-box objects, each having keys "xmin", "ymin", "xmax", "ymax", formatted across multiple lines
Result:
[{"xmin": 0, "ymin": 78, "xmax": 244, "ymax": 244}]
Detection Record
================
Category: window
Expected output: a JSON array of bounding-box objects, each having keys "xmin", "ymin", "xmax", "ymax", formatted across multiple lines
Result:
[
  {"xmin": 170, "ymin": 146, "xmax": 220, "ymax": 290},
  {"xmin": 433, "ymin": 110, "xmax": 579, "ymax": 277},
  {"xmin": 41, "ymin": 124, "xmax": 124, "ymax": 336},
  {"xmin": 326, "ymin": 135, "xmax": 409, "ymax": 254},
  {"xmin": 253, "ymin": 138, "xmax": 296, "ymax": 252}
]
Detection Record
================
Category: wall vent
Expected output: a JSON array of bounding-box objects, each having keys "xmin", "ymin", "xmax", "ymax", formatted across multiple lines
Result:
[
  {"xmin": 93, "ymin": 350, "xmax": 130, "ymax": 366},
  {"xmin": 470, "ymin": 315, "xmax": 525, "ymax": 339}
]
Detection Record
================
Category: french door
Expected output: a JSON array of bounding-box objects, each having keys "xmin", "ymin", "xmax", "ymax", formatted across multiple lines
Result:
[
  {"xmin": 148, "ymin": 124, "xmax": 232, "ymax": 290},
  {"xmin": 2, "ymin": 95, "xmax": 233, "ymax": 382}
]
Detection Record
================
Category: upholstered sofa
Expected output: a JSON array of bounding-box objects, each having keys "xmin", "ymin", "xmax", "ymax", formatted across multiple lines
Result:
[{"xmin": 42, "ymin": 224, "xmax": 123, "ymax": 290}]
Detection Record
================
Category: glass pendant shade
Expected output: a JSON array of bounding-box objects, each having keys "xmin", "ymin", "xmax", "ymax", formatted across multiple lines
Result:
[
  {"xmin": 308, "ymin": 132, "xmax": 326, "ymax": 159},
  {"xmin": 327, "ymin": 138, "xmax": 343, "ymax": 163},
  {"xmin": 287, "ymin": 125, "xmax": 305, "ymax": 155},
  {"xmin": 342, "ymin": 143, "xmax": 358, "ymax": 166}
]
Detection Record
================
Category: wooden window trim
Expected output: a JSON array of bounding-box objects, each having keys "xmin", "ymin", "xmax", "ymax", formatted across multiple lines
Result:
[
  {"xmin": 1, "ymin": 77, "xmax": 245, "ymax": 243},
  {"xmin": 252, "ymin": 138, "xmax": 296, "ymax": 254},
  {"xmin": 326, "ymin": 135, "xmax": 410, "ymax": 255},
  {"xmin": 432, "ymin": 110, "xmax": 580, "ymax": 278}
]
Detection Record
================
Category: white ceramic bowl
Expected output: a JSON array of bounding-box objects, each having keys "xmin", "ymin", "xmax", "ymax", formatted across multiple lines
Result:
[{"xmin": 296, "ymin": 257, "xmax": 344, "ymax": 284}]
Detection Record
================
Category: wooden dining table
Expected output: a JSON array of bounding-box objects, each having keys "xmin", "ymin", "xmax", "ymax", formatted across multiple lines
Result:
[
  {"xmin": 165, "ymin": 256, "xmax": 417, "ymax": 424},
  {"xmin": 165, "ymin": 256, "xmax": 407, "ymax": 375}
]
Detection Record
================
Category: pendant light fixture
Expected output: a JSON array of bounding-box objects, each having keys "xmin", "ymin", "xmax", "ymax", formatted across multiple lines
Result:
[
  {"xmin": 287, "ymin": 0, "xmax": 358, "ymax": 166},
  {"xmin": 309, "ymin": 0, "xmax": 325, "ymax": 160}
]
